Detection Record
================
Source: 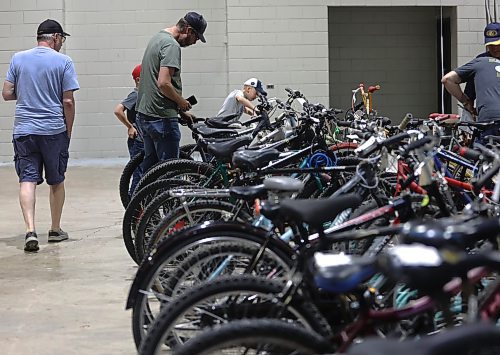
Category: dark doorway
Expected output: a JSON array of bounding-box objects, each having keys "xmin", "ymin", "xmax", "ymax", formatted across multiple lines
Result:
[{"xmin": 437, "ymin": 17, "xmax": 452, "ymax": 113}]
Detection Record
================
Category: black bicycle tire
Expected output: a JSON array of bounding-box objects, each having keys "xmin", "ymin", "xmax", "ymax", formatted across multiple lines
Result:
[
  {"xmin": 140, "ymin": 274, "xmax": 331, "ymax": 353},
  {"xmin": 134, "ymin": 159, "xmax": 221, "ymax": 194},
  {"xmin": 143, "ymin": 199, "xmax": 252, "ymax": 258},
  {"xmin": 130, "ymin": 225, "xmax": 294, "ymax": 349},
  {"xmin": 162, "ymin": 241, "xmax": 288, "ymax": 298},
  {"xmin": 122, "ymin": 179, "xmax": 191, "ymax": 263},
  {"xmin": 170, "ymin": 318, "xmax": 332, "ymax": 355},
  {"xmin": 119, "ymin": 151, "xmax": 145, "ymax": 209}
]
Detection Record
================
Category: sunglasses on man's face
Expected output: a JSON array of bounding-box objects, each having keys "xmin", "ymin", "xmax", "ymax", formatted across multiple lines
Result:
[{"xmin": 54, "ymin": 33, "xmax": 66, "ymax": 43}]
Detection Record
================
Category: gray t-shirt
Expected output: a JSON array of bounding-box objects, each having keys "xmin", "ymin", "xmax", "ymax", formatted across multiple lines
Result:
[
  {"xmin": 6, "ymin": 46, "xmax": 79, "ymax": 137},
  {"xmin": 121, "ymin": 89, "xmax": 138, "ymax": 124},
  {"xmin": 217, "ymin": 89, "xmax": 244, "ymax": 118},
  {"xmin": 455, "ymin": 56, "xmax": 500, "ymax": 122},
  {"xmin": 137, "ymin": 30, "xmax": 181, "ymax": 119}
]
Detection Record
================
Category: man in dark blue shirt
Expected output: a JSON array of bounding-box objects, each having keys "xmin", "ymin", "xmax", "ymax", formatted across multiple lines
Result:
[{"xmin": 442, "ymin": 22, "xmax": 500, "ymax": 141}]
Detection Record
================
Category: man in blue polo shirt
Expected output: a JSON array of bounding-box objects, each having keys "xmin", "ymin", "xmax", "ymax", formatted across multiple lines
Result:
[
  {"xmin": 2, "ymin": 19, "xmax": 79, "ymax": 252},
  {"xmin": 442, "ymin": 22, "xmax": 500, "ymax": 143}
]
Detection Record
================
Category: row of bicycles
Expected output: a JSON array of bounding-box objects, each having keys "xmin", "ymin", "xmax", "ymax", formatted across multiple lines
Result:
[{"xmin": 119, "ymin": 85, "xmax": 500, "ymax": 354}]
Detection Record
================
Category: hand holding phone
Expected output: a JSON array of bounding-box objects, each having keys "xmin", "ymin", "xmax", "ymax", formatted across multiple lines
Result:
[{"xmin": 186, "ymin": 95, "xmax": 198, "ymax": 105}]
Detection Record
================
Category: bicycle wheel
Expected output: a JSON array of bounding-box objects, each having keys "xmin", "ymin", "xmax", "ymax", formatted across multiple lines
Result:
[
  {"xmin": 119, "ymin": 151, "xmax": 144, "ymax": 209},
  {"xmin": 140, "ymin": 275, "xmax": 331, "ymax": 353},
  {"xmin": 129, "ymin": 223, "xmax": 294, "ymax": 349},
  {"xmin": 142, "ymin": 199, "xmax": 253, "ymax": 260},
  {"xmin": 170, "ymin": 318, "xmax": 333, "ymax": 355},
  {"xmin": 134, "ymin": 159, "xmax": 222, "ymax": 195},
  {"xmin": 122, "ymin": 179, "xmax": 192, "ymax": 263},
  {"xmin": 180, "ymin": 143, "xmax": 205, "ymax": 161}
]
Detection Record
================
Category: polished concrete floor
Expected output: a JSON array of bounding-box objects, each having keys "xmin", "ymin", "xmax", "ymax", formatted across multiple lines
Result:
[{"xmin": 0, "ymin": 165, "xmax": 137, "ymax": 354}]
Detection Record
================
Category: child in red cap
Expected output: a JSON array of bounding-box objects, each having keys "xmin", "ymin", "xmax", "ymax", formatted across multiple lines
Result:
[{"xmin": 114, "ymin": 64, "xmax": 144, "ymax": 196}]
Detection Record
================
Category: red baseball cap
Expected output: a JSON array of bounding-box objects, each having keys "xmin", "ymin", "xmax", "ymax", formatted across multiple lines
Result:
[{"xmin": 132, "ymin": 64, "xmax": 141, "ymax": 80}]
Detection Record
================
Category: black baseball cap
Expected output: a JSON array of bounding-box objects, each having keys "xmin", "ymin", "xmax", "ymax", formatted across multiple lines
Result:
[
  {"xmin": 184, "ymin": 12, "xmax": 207, "ymax": 43},
  {"xmin": 37, "ymin": 19, "xmax": 70, "ymax": 36}
]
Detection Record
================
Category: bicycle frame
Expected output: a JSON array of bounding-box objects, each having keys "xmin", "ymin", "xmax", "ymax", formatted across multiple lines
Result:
[{"xmin": 333, "ymin": 267, "xmax": 492, "ymax": 353}]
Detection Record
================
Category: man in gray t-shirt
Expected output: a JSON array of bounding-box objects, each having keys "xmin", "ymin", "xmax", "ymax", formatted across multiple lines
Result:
[
  {"xmin": 136, "ymin": 12, "xmax": 206, "ymax": 174},
  {"xmin": 442, "ymin": 22, "xmax": 500, "ymax": 141},
  {"xmin": 217, "ymin": 78, "xmax": 267, "ymax": 119}
]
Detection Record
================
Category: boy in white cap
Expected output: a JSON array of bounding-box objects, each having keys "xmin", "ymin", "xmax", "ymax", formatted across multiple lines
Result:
[{"xmin": 216, "ymin": 78, "xmax": 267, "ymax": 119}]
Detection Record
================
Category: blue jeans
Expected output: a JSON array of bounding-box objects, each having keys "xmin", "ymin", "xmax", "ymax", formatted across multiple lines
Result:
[
  {"xmin": 476, "ymin": 122, "xmax": 500, "ymax": 146},
  {"xmin": 136, "ymin": 113, "xmax": 181, "ymax": 174},
  {"xmin": 127, "ymin": 137, "xmax": 144, "ymax": 196}
]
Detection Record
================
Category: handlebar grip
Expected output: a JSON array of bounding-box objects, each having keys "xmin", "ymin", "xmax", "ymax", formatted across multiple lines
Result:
[
  {"xmin": 336, "ymin": 121, "xmax": 353, "ymax": 127},
  {"xmin": 398, "ymin": 113, "xmax": 413, "ymax": 130},
  {"xmin": 400, "ymin": 136, "xmax": 433, "ymax": 156},
  {"xmin": 458, "ymin": 147, "xmax": 482, "ymax": 162},
  {"xmin": 368, "ymin": 85, "xmax": 381, "ymax": 93},
  {"xmin": 381, "ymin": 132, "xmax": 410, "ymax": 148}
]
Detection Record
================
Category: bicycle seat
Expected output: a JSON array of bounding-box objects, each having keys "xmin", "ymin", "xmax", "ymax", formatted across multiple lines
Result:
[
  {"xmin": 400, "ymin": 217, "xmax": 500, "ymax": 249},
  {"xmin": 232, "ymin": 148, "xmax": 281, "ymax": 170},
  {"xmin": 206, "ymin": 136, "xmax": 252, "ymax": 163},
  {"xmin": 206, "ymin": 114, "xmax": 242, "ymax": 129},
  {"xmin": 229, "ymin": 184, "xmax": 267, "ymax": 201},
  {"xmin": 197, "ymin": 137, "xmax": 232, "ymax": 151},
  {"xmin": 263, "ymin": 176, "xmax": 304, "ymax": 193},
  {"xmin": 348, "ymin": 323, "xmax": 500, "ymax": 355},
  {"xmin": 193, "ymin": 124, "xmax": 239, "ymax": 138},
  {"xmin": 428, "ymin": 113, "xmax": 460, "ymax": 126},
  {"xmin": 377, "ymin": 244, "xmax": 448, "ymax": 294},
  {"xmin": 279, "ymin": 194, "xmax": 363, "ymax": 228},
  {"xmin": 312, "ymin": 252, "xmax": 376, "ymax": 293}
]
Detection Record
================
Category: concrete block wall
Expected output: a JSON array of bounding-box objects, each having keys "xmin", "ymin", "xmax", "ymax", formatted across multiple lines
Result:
[
  {"xmin": 0, "ymin": 0, "xmax": 494, "ymax": 162},
  {"xmin": 0, "ymin": 0, "xmax": 228, "ymax": 162}
]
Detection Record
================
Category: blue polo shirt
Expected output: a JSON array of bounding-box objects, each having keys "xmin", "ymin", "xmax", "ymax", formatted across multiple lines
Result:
[{"xmin": 6, "ymin": 46, "xmax": 80, "ymax": 137}]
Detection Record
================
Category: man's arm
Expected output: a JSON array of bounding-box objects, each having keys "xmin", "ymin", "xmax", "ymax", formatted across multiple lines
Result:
[
  {"xmin": 157, "ymin": 66, "xmax": 191, "ymax": 112},
  {"xmin": 63, "ymin": 90, "xmax": 76, "ymax": 138},
  {"xmin": 114, "ymin": 103, "xmax": 137, "ymax": 139},
  {"xmin": 441, "ymin": 71, "xmax": 476, "ymax": 115},
  {"xmin": 235, "ymin": 95, "xmax": 257, "ymax": 116},
  {"xmin": 2, "ymin": 80, "xmax": 16, "ymax": 101}
]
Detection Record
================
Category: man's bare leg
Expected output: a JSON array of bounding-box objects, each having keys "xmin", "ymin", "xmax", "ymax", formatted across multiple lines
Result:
[
  {"xmin": 49, "ymin": 182, "xmax": 65, "ymax": 232},
  {"xmin": 19, "ymin": 181, "xmax": 37, "ymax": 232}
]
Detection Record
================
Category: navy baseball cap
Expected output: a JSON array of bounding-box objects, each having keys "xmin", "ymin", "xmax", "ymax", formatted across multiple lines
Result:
[
  {"xmin": 184, "ymin": 12, "xmax": 207, "ymax": 43},
  {"xmin": 244, "ymin": 78, "xmax": 267, "ymax": 96},
  {"xmin": 484, "ymin": 22, "xmax": 500, "ymax": 45},
  {"xmin": 37, "ymin": 19, "xmax": 70, "ymax": 36}
]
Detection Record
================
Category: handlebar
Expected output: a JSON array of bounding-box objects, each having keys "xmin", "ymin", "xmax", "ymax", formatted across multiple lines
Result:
[
  {"xmin": 399, "ymin": 136, "xmax": 433, "ymax": 157},
  {"xmin": 398, "ymin": 113, "xmax": 414, "ymax": 130},
  {"xmin": 452, "ymin": 146, "xmax": 482, "ymax": 162}
]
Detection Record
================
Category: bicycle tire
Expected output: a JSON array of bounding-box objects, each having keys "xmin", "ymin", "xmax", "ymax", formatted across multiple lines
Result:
[
  {"xmin": 140, "ymin": 275, "xmax": 331, "ymax": 353},
  {"xmin": 144, "ymin": 200, "xmax": 251, "ymax": 260},
  {"xmin": 119, "ymin": 151, "xmax": 144, "ymax": 209},
  {"xmin": 134, "ymin": 159, "xmax": 221, "ymax": 195},
  {"xmin": 134, "ymin": 188, "xmax": 195, "ymax": 263},
  {"xmin": 122, "ymin": 179, "xmax": 192, "ymax": 263},
  {"xmin": 170, "ymin": 318, "xmax": 332, "ymax": 355},
  {"xmin": 129, "ymin": 223, "xmax": 294, "ymax": 349}
]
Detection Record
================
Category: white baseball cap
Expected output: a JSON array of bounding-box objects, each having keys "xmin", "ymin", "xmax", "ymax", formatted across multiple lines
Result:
[{"xmin": 244, "ymin": 78, "xmax": 267, "ymax": 96}]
